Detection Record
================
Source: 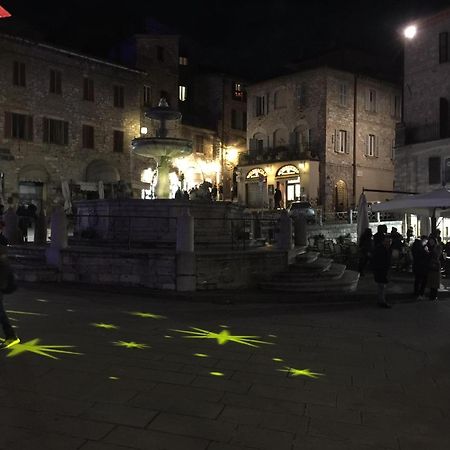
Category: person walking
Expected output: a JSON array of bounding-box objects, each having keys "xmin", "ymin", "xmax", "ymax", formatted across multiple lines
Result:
[
  {"xmin": 274, "ymin": 187, "xmax": 282, "ymax": 209},
  {"xmin": 358, "ymin": 228, "xmax": 373, "ymax": 276},
  {"xmin": 411, "ymin": 236, "xmax": 429, "ymax": 300},
  {"xmin": 0, "ymin": 240, "xmax": 19, "ymax": 349},
  {"xmin": 372, "ymin": 234, "xmax": 392, "ymax": 308},
  {"xmin": 426, "ymin": 235, "xmax": 442, "ymax": 301}
]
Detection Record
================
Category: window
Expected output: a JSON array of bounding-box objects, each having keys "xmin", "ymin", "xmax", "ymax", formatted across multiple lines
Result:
[
  {"xmin": 113, "ymin": 130, "xmax": 124, "ymax": 153},
  {"xmin": 393, "ymin": 95, "xmax": 401, "ymax": 119},
  {"xmin": 255, "ymin": 95, "xmax": 267, "ymax": 116},
  {"xmin": 43, "ymin": 118, "xmax": 69, "ymax": 145},
  {"xmin": 232, "ymin": 82, "xmax": 246, "ymax": 101},
  {"xmin": 83, "ymin": 77, "xmax": 94, "ymax": 101},
  {"xmin": 143, "ymin": 85, "xmax": 152, "ymax": 106},
  {"xmin": 179, "ymin": 85, "xmax": 187, "ymax": 102},
  {"xmin": 49, "ymin": 69, "xmax": 62, "ymax": 94},
  {"xmin": 113, "ymin": 85, "xmax": 124, "ymax": 108},
  {"xmin": 195, "ymin": 135, "xmax": 204, "ymax": 153},
  {"xmin": 367, "ymin": 134, "xmax": 376, "ymax": 157},
  {"xmin": 157, "ymin": 46, "xmax": 165, "ymax": 62},
  {"xmin": 338, "ymin": 130, "xmax": 348, "ymax": 153},
  {"xmin": 82, "ymin": 125, "xmax": 94, "ymax": 149},
  {"xmin": 274, "ymin": 89, "xmax": 287, "ymax": 109},
  {"xmin": 13, "ymin": 61, "xmax": 26, "ymax": 87},
  {"xmin": 339, "ymin": 83, "xmax": 347, "ymax": 107},
  {"xmin": 231, "ymin": 110, "xmax": 246, "ymax": 131},
  {"xmin": 429, "ymin": 157, "xmax": 441, "ymax": 184},
  {"xmin": 179, "ymin": 56, "xmax": 188, "ymax": 66},
  {"xmin": 295, "ymin": 84, "xmax": 307, "ymax": 107},
  {"xmin": 366, "ymin": 89, "xmax": 377, "ymax": 112},
  {"xmin": 439, "ymin": 32, "xmax": 449, "ymax": 63},
  {"xmin": 4, "ymin": 112, "xmax": 33, "ymax": 141}
]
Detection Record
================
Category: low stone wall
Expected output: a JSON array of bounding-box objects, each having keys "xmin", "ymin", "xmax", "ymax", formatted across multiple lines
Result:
[
  {"xmin": 196, "ymin": 248, "xmax": 288, "ymax": 290},
  {"xmin": 307, "ymin": 220, "xmax": 403, "ymax": 241},
  {"xmin": 60, "ymin": 247, "xmax": 176, "ymax": 290}
]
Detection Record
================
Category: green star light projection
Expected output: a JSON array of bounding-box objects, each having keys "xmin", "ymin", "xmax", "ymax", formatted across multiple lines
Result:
[
  {"xmin": 172, "ymin": 327, "xmax": 273, "ymax": 347},
  {"xmin": 127, "ymin": 311, "xmax": 166, "ymax": 319},
  {"xmin": 113, "ymin": 341, "xmax": 150, "ymax": 350},
  {"xmin": 91, "ymin": 323, "xmax": 119, "ymax": 330},
  {"xmin": 278, "ymin": 367, "xmax": 324, "ymax": 379},
  {"xmin": 3, "ymin": 339, "xmax": 83, "ymax": 359}
]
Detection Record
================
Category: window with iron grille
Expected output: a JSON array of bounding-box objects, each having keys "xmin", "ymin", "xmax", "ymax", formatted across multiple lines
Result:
[
  {"xmin": 82, "ymin": 125, "xmax": 94, "ymax": 149},
  {"xmin": 83, "ymin": 77, "xmax": 94, "ymax": 101},
  {"xmin": 4, "ymin": 112, "xmax": 33, "ymax": 141},
  {"xmin": 114, "ymin": 85, "xmax": 125, "ymax": 108},
  {"xmin": 13, "ymin": 61, "xmax": 26, "ymax": 87},
  {"xmin": 50, "ymin": 69, "xmax": 62, "ymax": 94},
  {"xmin": 43, "ymin": 118, "xmax": 69, "ymax": 145},
  {"xmin": 113, "ymin": 130, "xmax": 124, "ymax": 153}
]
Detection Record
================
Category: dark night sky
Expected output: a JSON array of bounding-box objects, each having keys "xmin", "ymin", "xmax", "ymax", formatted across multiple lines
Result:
[{"xmin": 1, "ymin": 0, "xmax": 450, "ymax": 79}]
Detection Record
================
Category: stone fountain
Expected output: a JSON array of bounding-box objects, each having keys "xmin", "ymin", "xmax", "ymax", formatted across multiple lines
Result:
[{"xmin": 131, "ymin": 98, "xmax": 192, "ymax": 198}]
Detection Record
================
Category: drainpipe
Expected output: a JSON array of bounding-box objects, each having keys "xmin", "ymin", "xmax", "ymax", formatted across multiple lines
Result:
[{"xmin": 353, "ymin": 74, "xmax": 358, "ymax": 208}]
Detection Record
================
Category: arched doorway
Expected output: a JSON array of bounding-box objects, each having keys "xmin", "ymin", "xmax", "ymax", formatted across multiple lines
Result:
[
  {"xmin": 85, "ymin": 160, "xmax": 121, "ymax": 199},
  {"xmin": 335, "ymin": 180, "xmax": 348, "ymax": 212},
  {"xmin": 18, "ymin": 165, "xmax": 49, "ymax": 212}
]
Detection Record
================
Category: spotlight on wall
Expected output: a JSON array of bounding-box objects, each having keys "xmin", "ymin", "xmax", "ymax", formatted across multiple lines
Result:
[
  {"xmin": 140, "ymin": 126, "xmax": 148, "ymax": 135},
  {"xmin": 403, "ymin": 25, "xmax": 417, "ymax": 40}
]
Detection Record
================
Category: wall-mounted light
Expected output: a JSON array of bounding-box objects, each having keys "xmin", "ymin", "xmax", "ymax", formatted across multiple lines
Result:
[
  {"xmin": 140, "ymin": 126, "xmax": 148, "ymax": 135},
  {"xmin": 403, "ymin": 25, "xmax": 417, "ymax": 40}
]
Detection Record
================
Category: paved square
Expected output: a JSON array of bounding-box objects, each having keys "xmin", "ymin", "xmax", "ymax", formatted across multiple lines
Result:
[{"xmin": 1, "ymin": 284, "xmax": 450, "ymax": 449}]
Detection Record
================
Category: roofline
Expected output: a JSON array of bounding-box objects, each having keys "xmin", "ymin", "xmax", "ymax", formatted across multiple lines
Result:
[
  {"xmin": 0, "ymin": 32, "xmax": 147, "ymax": 75},
  {"xmin": 407, "ymin": 7, "xmax": 450, "ymax": 28}
]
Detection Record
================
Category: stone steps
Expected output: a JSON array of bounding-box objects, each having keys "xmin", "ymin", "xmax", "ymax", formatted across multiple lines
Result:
[
  {"xmin": 289, "ymin": 257, "xmax": 333, "ymax": 272},
  {"xmin": 279, "ymin": 263, "xmax": 347, "ymax": 280}
]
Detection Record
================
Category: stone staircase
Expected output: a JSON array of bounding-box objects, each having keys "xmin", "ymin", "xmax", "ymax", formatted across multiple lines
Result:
[
  {"xmin": 7, "ymin": 245, "xmax": 60, "ymax": 282},
  {"xmin": 259, "ymin": 249, "xmax": 359, "ymax": 293}
]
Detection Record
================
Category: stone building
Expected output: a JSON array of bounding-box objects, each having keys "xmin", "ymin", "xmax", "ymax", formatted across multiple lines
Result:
[
  {"xmin": 395, "ymin": 7, "xmax": 450, "ymax": 193},
  {"xmin": 0, "ymin": 32, "xmax": 150, "ymax": 208},
  {"xmin": 239, "ymin": 64, "xmax": 400, "ymax": 211}
]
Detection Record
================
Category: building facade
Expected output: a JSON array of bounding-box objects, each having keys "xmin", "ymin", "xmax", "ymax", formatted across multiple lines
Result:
[
  {"xmin": 395, "ymin": 8, "xmax": 450, "ymax": 194},
  {"xmin": 239, "ymin": 66, "xmax": 400, "ymax": 211}
]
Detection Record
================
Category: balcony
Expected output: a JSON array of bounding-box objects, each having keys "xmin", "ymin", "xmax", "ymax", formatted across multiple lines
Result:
[
  {"xmin": 396, "ymin": 122, "xmax": 450, "ymax": 146},
  {"xmin": 238, "ymin": 146, "xmax": 319, "ymax": 166}
]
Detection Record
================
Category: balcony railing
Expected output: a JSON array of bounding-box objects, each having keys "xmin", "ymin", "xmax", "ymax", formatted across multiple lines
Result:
[{"xmin": 239, "ymin": 146, "xmax": 319, "ymax": 165}]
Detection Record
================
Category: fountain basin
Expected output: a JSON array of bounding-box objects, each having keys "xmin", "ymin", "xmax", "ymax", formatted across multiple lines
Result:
[{"xmin": 131, "ymin": 137, "xmax": 192, "ymax": 159}]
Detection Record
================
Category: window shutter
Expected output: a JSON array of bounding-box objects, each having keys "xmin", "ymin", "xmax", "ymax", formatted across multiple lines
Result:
[
  {"xmin": 365, "ymin": 135, "xmax": 369, "ymax": 156},
  {"xmin": 265, "ymin": 93, "xmax": 269, "ymax": 114},
  {"xmin": 375, "ymin": 136, "xmax": 379, "ymax": 157},
  {"xmin": 345, "ymin": 131, "xmax": 350, "ymax": 154},
  {"xmin": 26, "ymin": 115, "xmax": 33, "ymax": 141},
  {"xmin": 4, "ymin": 112, "xmax": 11, "ymax": 138},
  {"xmin": 43, "ymin": 118, "xmax": 49, "ymax": 143},
  {"xmin": 333, "ymin": 129, "xmax": 338, "ymax": 152},
  {"xmin": 63, "ymin": 121, "xmax": 69, "ymax": 145}
]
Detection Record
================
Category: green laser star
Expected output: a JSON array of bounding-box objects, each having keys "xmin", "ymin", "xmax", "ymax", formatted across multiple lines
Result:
[
  {"xmin": 172, "ymin": 327, "xmax": 273, "ymax": 347},
  {"xmin": 210, "ymin": 371, "xmax": 225, "ymax": 377},
  {"xmin": 278, "ymin": 367, "xmax": 324, "ymax": 379},
  {"xmin": 127, "ymin": 311, "xmax": 166, "ymax": 319},
  {"xmin": 3, "ymin": 338, "xmax": 83, "ymax": 360},
  {"xmin": 194, "ymin": 353, "xmax": 209, "ymax": 358},
  {"xmin": 113, "ymin": 341, "xmax": 149, "ymax": 349},
  {"xmin": 91, "ymin": 323, "xmax": 119, "ymax": 330}
]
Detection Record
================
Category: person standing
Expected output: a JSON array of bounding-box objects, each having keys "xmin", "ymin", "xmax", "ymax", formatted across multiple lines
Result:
[
  {"xmin": 411, "ymin": 236, "xmax": 429, "ymax": 300},
  {"xmin": 358, "ymin": 228, "xmax": 373, "ymax": 276},
  {"xmin": 372, "ymin": 234, "xmax": 392, "ymax": 308},
  {"xmin": 274, "ymin": 187, "xmax": 282, "ymax": 209},
  {"xmin": 426, "ymin": 235, "xmax": 442, "ymax": 301}
]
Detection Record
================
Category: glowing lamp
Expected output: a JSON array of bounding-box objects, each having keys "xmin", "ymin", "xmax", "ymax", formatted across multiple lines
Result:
[
  {"xmin": 404, "ymin": 25, "xmax": 417, "ymax": 40},
  {"xmin": 140, "ymin": 126, "xmax": 148, "ymax": 135}
]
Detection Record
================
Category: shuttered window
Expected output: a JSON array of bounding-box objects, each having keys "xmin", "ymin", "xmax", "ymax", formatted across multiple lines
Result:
[
  {"xmin": 113, "ymin": 130, "xmax": 124, "ymax": 153},
  {"xmin": 83, "ymin": 77, "xmax": 94, "ymax": 101},
  {"xmin": 82, "ymin": 125, "xmax": 94, "ymax": 149},
  {"xmin": 13, "ymin": 61, "xmax": 26, "ymax": 87},
  {"xmin": 4, "ymin": 112, "xmax": 33, "ymax": 141},
  {"xmin": 43, "ymin": 118, "xmax": 69, "ymax": 145},
  {"xmin": 50, "ymin": 69, "xmax": 62, "ymax": 94},
  {"xmin": 113, "ymin": 85, "xmax": 125, "ymax": 108}
]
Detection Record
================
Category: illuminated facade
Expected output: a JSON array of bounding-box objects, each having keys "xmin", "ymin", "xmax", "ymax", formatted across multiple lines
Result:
[{"xmin": 240, "ymin": 64, "xmax": 400, "ymax": 211}]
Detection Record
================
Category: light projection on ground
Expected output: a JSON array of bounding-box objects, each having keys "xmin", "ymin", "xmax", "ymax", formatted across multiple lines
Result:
[
  {"xmin": 113, "ymin": 341, "xmax": 149, "ymax": 349},
  {"xmin": 109, "ymin": 376, "xmax": 120, "ymax": 380},
  {"xmin": 6, "ymin": 310, "xmax": 47, "ymax": 316},
  {"xmin": 210, "ymin": 372, "xmax": 225, "ymax": 377},
  {"xmin": 273, "ymin": 357, "xmax": 284, "ymax": 362},
  {"xmin": 3, "ymin": 339, "xmax": 83, "ymax": 359},
  {"xmin": 36, "ymin": 299, "xmax": 49, "ymax": 303},
  {"xmin": 91, "ymin": 323, "xmax": 119, "ymax": 330},
  {"xmin": 194, "ymin": 353, "xmax": 209, "ymax": 358},
  {"xmin": 172, "ymin": 327, "xmax": 273, "ymax": 347},
  {"xmin": 127, "ymin": 312, "xmax": 166, "ymax": 319},
  {"xmin": 278, "ymin": 367, "xmax": 324, "ymax": 379},
  {"xmin": 164, "ymin": 335, "xmax": 173, "ymax": 339}
]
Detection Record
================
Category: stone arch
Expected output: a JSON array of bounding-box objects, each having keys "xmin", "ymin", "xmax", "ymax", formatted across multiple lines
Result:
[
  {"xmin": 85, "ymin": 160, "xmax": 120, "ymax": 183},
  {"xmin": 18, "ymin": 164, "xmax": 49, "ymax": 182}
]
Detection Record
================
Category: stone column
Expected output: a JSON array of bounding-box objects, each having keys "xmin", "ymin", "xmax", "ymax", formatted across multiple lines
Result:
[
  {"xmin": 176, "ymin": 208, "xmax": 196, "ymax": 291},
  {"xmin": 294, "ymin": 215, "xmax": 307, "ymax": 247},
  {"xmin": 276, "ymin": 210, "xmax": 293, "ymax": 251},
  {"xmin": 45, "ymin": 204, "xmax": 68, "ymax": 267}
]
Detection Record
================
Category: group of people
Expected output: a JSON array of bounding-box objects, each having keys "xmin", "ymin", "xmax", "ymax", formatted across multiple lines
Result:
[
  {"xmin": 174, "ymin": 183, "xmax": 224, "ymax": 202},
  {"xmin": 358, "ymin": 224, "xmax": 446, "ymax": 308}
]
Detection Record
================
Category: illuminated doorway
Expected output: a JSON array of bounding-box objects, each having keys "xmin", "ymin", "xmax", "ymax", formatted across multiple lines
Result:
[{"xmin": 335, "ymin": 180, "xmax": 348, "ymax": 212}]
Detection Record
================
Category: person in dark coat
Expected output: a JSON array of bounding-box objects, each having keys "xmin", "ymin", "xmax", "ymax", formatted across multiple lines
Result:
[
  {"xmin": 274, "ymin": 188, "xmax": 282, "ymax": 209},
  {"xmin": 372, "ymin": 234, "xmax": 392, "ymax": 308},
  {"xmin": 411, "ymin": 236, "xmax": 429, "ymax": 300},
  {"xmin": 373, "ymin": 224, "xmax": 387, "ymax": 247},
  {"xmin": 358, "ymin": 228, "xmax": 373, "ymax": 276},
  {"xmin": 426, "ymin": 235, "xmax": 442, "ymax": 301}
]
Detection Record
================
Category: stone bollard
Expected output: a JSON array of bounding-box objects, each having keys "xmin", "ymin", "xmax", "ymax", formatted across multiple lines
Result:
[
  {"xmin": 3, "ymin": 207, "xmax": 22, "ymax": 244},
  {"xmin": 45, "ymin": 204, "xmax": 68, "ymax": 267},
  {"xmin": 34, "ymin": 209, "xmax": 48, "ymax": 245},
  {"xmin": 276, "ymin": 210, "xmax": 293, "ymax": 251},
  {"xmin": 294, "ymin": 215, "xmax": 307, "ymax": 247},
  {"xmin": 176, "ymin": 208, "xmax": 196, "ymax": 292}
]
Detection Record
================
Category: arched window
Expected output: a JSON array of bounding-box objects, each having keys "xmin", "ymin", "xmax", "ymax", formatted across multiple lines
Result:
[
  {"xmin": 246, "ymin": 168, "xmax": 267, "ymax": 179},
  {"xmin": 276, "ymin": 165, "xmax": 300, "ymax": 177}
]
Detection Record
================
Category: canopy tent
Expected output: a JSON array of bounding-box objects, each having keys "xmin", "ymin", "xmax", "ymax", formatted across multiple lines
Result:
[{"xmin": 371, "ymin": 186, "xmax": 450, "ymax": 233}]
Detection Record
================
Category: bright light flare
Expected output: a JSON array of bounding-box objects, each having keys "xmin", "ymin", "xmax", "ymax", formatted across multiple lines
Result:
[{"xmin": 404, "ymin": 25, "xmax": 417, "ymax": 40}]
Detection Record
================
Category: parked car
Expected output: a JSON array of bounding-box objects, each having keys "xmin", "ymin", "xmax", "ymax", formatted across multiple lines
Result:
[{"xmin": 287, "ymin": 201, "xmax": 316, "ymax": 224}]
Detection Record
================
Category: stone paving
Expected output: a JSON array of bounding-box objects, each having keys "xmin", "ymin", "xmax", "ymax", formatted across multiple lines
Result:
[{"xmin": 1, "ymin": 281, "xmax": 450, "ymax": 450}]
